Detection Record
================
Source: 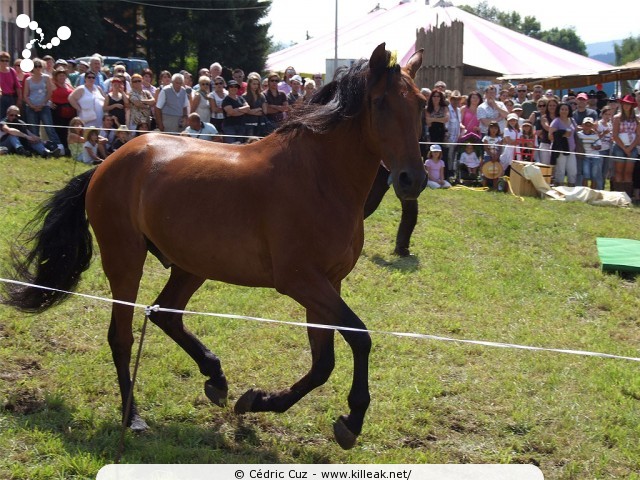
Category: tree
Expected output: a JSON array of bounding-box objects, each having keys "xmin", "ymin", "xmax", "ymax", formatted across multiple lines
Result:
[
  {"xmin": 33, "ymin": 0, "xmax": 105, "ymax": 59},
  {"xmin": 459, "ymin": 1, "xmax": 587, "ymax": 56},
  {"xmin": 536, "ymin": 28, "xmax": 587, "ymax": 57},
  {"xmin": 34, "ymin": 0, "xmax": 273, "ymax": 77},
  {"xmin": 614, "ymin": 35, "xmax": 640, "ymax": 65}
]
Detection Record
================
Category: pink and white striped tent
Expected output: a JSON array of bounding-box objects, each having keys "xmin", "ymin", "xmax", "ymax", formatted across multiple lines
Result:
[{"xmin": 266, "ymin": 1, "xmax": 613, "ymax": 77}]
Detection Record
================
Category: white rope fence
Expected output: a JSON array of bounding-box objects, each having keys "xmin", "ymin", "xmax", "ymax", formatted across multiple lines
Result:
[
  {"xmin": 6, "ymin": 120, "xmax": 640, "ymax": 162},
  {"xmin": 1, "ymin": 277, "xmax": 639, "ymax": 363}
]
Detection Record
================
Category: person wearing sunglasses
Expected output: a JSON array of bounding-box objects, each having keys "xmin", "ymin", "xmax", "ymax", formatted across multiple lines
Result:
[
  {"xmin": 191, "ymin": 75, "xmax": 213, "ymax": 125},
  {"xmin": 23, "ymin": 58, "xmax": 63, "ymax": 155},
  {"xmin": 0, "ymin": 51, "xmax": 22, "ymax": 120},
  {"xmin": 0, "ymin": 105, "xmax": 59, "ymax": 157},
  {"xmin": 221, "ymin": 80, "xmax": 249, "ymax": 143},
  {"xmin": 209, "ymin": 76, "xmax": 227, "ymax": 134},
  {"xmin": 263, "ymin": 73, "xmax": 289, "ymax": 134},
  {"xmin": 128, "ymin": 73, "xmax": 155, "ymax": 133},
  {"xmin": 68, "ymin": 70, "xmax": 106, "ymax": 128}
]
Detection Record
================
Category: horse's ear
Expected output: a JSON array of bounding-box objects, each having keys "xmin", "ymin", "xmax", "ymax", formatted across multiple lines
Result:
[
  {"xmin": 404, "ymin": 48, "xmax": 423, "ymax": 80},
  {"xmin": 369, "ymin": 43, "xmax": 388, "ymax": 76}
]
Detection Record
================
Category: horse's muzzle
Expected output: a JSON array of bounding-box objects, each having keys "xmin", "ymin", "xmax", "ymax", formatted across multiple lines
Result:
[{"xmin": 393, "ymin": 167, "xmax": 426, "ymax": 200}]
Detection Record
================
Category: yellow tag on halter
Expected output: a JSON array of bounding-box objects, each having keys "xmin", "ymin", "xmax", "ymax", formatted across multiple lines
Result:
[{"xmin": 387, "ymin": 51, "xmax": 398, "ymax": 68}]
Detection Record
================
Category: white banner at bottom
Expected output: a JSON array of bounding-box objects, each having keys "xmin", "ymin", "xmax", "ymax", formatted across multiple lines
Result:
[{"xmin": 97, "ymin": 464, "xmax": 543, "ymax": 480}]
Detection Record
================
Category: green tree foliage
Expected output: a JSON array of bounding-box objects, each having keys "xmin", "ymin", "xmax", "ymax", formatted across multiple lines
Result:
[
  {"xmin": 32, "ymin": 0, "xmax": 105, "ymax": 59},
  {"xmin": 536, "ymin": 28, "xmax": 587, "ymax": 56},
  {"xmin": 614, "ymin": 35, "xmax": 640, "ymax": 65},
  {"xmin": 459, "ymin": 1, "xmax": 586, "ymax": 56},
  {"xmin": 34, "ymin": 0, "xmax": 272, "ymax": 77}
]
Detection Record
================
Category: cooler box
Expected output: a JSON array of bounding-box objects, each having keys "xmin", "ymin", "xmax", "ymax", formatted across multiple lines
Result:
[{"xmin": 510, "ymin": 161, "xmax": 553, "ymax": 197}]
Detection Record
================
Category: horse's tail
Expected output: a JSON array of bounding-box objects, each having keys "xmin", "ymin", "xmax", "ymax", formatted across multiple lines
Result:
[{"xmin": 2, "ymin": 168, "xmax": 97, "ymax": 313}]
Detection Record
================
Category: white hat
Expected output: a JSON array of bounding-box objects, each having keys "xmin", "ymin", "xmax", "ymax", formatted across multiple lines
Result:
[
  {"xmin": 507, "ymin": 113, "xmax": 519, "ymax": 122},
  {"xmin": 430, "ymin": 144, "xmax": 442, "ymax": 152},
  {"xmin": 582, "ymin": 117, "xmax": 595, "ymax": 124}
]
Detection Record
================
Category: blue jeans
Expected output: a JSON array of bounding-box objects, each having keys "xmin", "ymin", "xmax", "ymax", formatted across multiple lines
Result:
[
  {"xmin": 582, "ymin": 155, "xmax": 603, "ymax": 190},
  {"xmin": 25, "ymin": 105, "xmax": 61, "ymax": 144},
  {"xmin": 223, "ymin": 124, "xmax": 246, "ymax": 144},
  {"xmin": 0, "ymin": 133, "xmax": 47, "ymax": 155},
  {"xmin": 612, "ymin": 144, "xmax": 639, "ymax": 162}
]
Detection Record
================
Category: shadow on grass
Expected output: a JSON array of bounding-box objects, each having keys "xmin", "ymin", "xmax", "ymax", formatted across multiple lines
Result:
[
  {"xmin": 2, "ymin": 392, "xmax": 290, "ymax": 468},
  {"xmin": 366, "ymin": 253, "xmax": 420, "ymax": 272}
]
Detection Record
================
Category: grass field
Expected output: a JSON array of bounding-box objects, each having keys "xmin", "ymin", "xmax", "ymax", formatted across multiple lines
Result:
[{"xmin": 1, "ymin": 154, "xmax": 639, "ymax": 479}]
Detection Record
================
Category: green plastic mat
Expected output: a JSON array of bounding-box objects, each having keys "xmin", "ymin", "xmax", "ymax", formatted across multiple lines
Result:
[{"xmin": 597, "ymin": 238, "xmax": 640, "ymax": 273}]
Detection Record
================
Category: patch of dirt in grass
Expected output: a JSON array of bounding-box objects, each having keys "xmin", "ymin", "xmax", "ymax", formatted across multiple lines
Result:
[
  {"xmin": 2, "ymin": 386, "xmax": 46, "ymax": 414},
  {"xmin": 399, "ymin": 433, "xmax": 437, "ymax": 448},
  {"xmin": 0, "ymin": 357, "xmax": 41, "ymax": 381}
]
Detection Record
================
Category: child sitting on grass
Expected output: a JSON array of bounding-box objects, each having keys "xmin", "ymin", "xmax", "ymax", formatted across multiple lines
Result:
[
  {"xmin": 67, "ymin": 117, "xmax": 85, "ymax": 162},
  {"xmin": 111, "ymin": 125, "xmax": 130, "ymax": 151},
  {"xmin": 459, "ymin": 143, "xmax": 481, "ymax": 178},
  {"xmin": 81, "ymin": 128, "xmax": 105, "ymax": 165},
  {"xmin": 424, "ymin": 144, "xmax": 451, "ymax": 189}
]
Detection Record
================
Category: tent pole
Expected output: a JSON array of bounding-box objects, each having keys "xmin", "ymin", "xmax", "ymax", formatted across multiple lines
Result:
[{"xmin": 334, "ymin": 0, "xmax": 338, "ymax": 75}]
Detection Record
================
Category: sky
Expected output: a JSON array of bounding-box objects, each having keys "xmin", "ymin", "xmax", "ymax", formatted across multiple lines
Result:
[{"xmin": 264, "ymin": 0, "xmax": 638, "ymax": 48}]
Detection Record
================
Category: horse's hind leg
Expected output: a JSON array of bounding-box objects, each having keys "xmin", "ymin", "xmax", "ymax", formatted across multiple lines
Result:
[
  {"xmin": 235, "ymin": 278, "xmax": 370, "ymax": 450},
  {"xmin": 102, "ymin": 243, "xmax": 148, "ymax": 431},
  {"xmin": 148, "ymin": 266, "xmax": 228, "ymax": 406}
]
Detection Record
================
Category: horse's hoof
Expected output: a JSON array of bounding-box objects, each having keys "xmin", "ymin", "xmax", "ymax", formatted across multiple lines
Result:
[
  {"xmin": 234, "ymin": 388, "xmax": 259, "ymax": 414},
  {"xmin": 130, "ymin": 415, "xmax": 149, "ymax": 433},
  {"xmin": 205, "ymin": 379, "xmax": 228, "ymax": 407},
  {"xmin": 333, "ymin": 416, "xmax": 357, "ymax": 450}
]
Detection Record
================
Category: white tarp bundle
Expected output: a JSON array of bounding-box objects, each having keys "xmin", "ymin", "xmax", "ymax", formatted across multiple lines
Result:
[{"xmin": 522, "ymin": 163, "xmax": 631, "ymax": 207}]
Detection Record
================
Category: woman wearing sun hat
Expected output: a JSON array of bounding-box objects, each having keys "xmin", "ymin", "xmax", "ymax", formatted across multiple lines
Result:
[{"xmin": 611, "ymin": 94, "xmax": 639, "ymax": 197}]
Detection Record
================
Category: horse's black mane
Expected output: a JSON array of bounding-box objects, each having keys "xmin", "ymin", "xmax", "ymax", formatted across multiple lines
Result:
[{"xmin": 278, "ymin": 50, "xmax": 399, "ymax": 135}]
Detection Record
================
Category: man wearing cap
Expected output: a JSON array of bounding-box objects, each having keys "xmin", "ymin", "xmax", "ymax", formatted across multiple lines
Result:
[
  {"xmin": 515, "ymin": 84, "xmax": 528, "ymax": 105},
  {"xmin": 287, "ymin": 75, "xmax": 304, "ymax": 106},
  {"xmin": 573, "ymin": 92, "xmax": 598, "ymax": 128},
  {"xmin": 313, "ymin": 73, "xmax": 324, "ymax": 88},
  {"xmin": 221, "ymin": 79, "xmax": 249, "ymax": 143},
  {"xmin": 75, "ymin": 61, "xmax": 89, "ymax": 87},
  {"xmin": 477, "ymin": 85, "xmax": 508, "ymax": 136}
]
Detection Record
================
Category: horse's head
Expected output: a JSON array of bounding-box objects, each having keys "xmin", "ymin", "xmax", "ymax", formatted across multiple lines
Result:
[{"xmin": 367, "ymin": 43, "xmax": 426, "ymax": 200}]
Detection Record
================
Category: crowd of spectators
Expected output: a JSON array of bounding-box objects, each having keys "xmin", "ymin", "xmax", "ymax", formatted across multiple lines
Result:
[
  {"xmin": 419, "ymin": 81, "xmax": 640, "ymax": 201},
  {"xmin": 0, "ymin": 51, "xmax": 324, "ymax": 160},
  {"xmin": 1, "ymin": 49, "xmax": 638, "ymax": 201}
]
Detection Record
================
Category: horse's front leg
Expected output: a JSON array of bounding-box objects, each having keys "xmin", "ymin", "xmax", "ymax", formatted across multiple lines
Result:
[
  {"xmin": 148, "ymin": 266, "xmax": 228, "ymax": 407},
  {"xmin": 235, "ymin": 278, "xmax": 371, "ymax": 449}
]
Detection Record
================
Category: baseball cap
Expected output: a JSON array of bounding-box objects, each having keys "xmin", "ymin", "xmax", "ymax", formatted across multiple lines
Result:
[{"xmin": 430, "ymin": 144, "xmax": 442, "ymax": 152}]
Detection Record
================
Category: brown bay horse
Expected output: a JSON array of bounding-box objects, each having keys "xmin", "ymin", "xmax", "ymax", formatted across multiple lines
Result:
[{"xmin": 2, "ymin": 43, "xmax": 426, "ymax": 449}]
